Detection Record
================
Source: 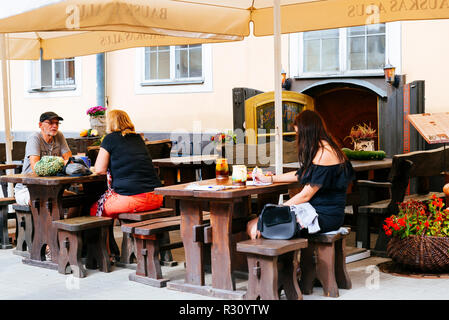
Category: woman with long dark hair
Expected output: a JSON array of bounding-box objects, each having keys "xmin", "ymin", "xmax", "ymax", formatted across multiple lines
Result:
[{"xmin": 247, "ymin": 109, "xmax": 354, "ymax": 239}]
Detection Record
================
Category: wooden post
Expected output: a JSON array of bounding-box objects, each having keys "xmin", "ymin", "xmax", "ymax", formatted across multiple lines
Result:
[
  {"xmin": 273, "ymin": 0, "xmax": 283, "ymax": 177},
  {"xmin": 0, "ymin": 34, "xmax": 13, "ymax": 197}
]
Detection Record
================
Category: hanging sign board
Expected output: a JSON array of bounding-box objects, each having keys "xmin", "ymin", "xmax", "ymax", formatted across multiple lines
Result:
[{"xmin": 407, "ymin": 112, "xmax": 449, "ymax": 144}]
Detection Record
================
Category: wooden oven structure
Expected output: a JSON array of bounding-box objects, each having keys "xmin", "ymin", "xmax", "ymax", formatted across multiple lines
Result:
[{"xmin": 233, "ymin": 80, "xmax": 425, "ymax": 158}]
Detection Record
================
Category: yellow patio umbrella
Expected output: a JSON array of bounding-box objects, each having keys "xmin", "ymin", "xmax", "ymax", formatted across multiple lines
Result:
[
  {"xmin": 0, "ymin": 0, "xmax": 245, "ymax": 196},
  {"xmin": 3, "ymin": 0, "xmax": 449, "ymax": 59},
  {"xmin": 2, "ymin": 0, "xmax": 449, "ymax": 183}
]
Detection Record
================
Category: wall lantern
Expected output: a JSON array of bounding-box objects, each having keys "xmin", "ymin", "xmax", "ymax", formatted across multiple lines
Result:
[
  {"xmin": 281, "ymin": 69, "xmax": 292, "ymax": 90},
  {"xmin": 384, "ymin": 62, "xmax": 400, "ymax": 88}
]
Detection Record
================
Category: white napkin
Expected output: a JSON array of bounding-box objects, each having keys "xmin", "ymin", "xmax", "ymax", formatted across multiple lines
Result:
[
  {"xmin": 184, "ymin": 183, "xmax": 244, "ymax": 191},
  {"xmin": 246, "ymin": 180, "xmax": 272, "ymax": 186},
  {"xmin": 184, "ymin": 183, "xmax": 224, "ymax": 191}
]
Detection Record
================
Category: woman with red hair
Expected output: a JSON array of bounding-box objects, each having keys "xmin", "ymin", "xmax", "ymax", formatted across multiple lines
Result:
[{"xmin": 90, "ymin": 109, "xmax": 163, "ymax": 218}]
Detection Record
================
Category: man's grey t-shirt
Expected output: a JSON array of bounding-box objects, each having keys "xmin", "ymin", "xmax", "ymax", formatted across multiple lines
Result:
[{"xmin": 15, "ymin": 131, "xmax": 70, "ymax": 190}]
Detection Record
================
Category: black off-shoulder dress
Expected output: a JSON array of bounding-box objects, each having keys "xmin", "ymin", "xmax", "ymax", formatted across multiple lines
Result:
[{"xmin": 296, "ymin": 161, "xmax": 355, "ymax": 233}]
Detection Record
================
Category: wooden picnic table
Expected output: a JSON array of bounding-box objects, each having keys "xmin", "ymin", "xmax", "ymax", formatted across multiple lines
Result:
[
  {"xmin": 154, "ymin": 177, "xmax": 298, "ymax": 299},
  {"xmin": 0, "ymin": 173, "xmax": 106, "ymax": 269},
  {"xmin": 152, "ymin": 155, "xmax": 218, "ymax": 213},
  {"xmin": 152, "ymin": 154, "xmax": 218, "ymax": 185},
  {"xmin": 0, "ymin": 163, "xmax": 22, "ymax": 171}
]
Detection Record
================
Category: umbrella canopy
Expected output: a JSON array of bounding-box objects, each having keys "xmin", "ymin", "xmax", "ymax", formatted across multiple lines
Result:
[
  {"xmin": 3, "ymin": 30, "xmax": 240, "ymax": 60},
  {"xmin": 2, "ymin": 0, "xmax": 449, "ymax": 59},
  {"xmin": 2, "ymin": 0, "xmax": 449, "ymax": 180}
]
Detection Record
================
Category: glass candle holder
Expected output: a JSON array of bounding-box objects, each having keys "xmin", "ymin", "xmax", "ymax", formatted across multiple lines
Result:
[
  {"xmin": 231, "ymin": 165, "xmax": 247, "ymax": 186},
  {"xmin": 215, "ymin": 158, "xmax": 229, "ymax": 184}
]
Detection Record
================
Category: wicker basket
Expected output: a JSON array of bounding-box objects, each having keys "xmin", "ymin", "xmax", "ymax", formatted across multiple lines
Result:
[{"xmin": 387, "ymin": 235, "xmax": 449, "ymax": 272}]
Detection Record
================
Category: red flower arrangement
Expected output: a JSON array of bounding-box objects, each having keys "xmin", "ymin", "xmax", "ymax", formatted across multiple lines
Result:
[
  {"xmin": 210, "ymin": 131, "xmax": 236, "ymax": 144},
  {"xmin": 383, "ymin": 194, "xmax": 449, "ymax": 238}
]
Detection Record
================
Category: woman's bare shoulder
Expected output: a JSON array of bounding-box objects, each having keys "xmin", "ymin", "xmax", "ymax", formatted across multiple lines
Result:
[{"xmin": 313, "ymin": 142, "xmax": 341, "ymax": 165}]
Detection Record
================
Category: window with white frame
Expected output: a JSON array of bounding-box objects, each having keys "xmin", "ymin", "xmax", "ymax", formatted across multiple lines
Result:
[
  {"xmin": 347, "ymin": 24, "xmax": 385, "ymax": 71},
  {"xmin": 30, "ymin": 57, "xmax": 76, "ymax": 91},
  {"xmin": 291, "ymin": 23, "xmax": 394, "ymax": 77},
  {"xmin": 303, "ymin": 29, "xmax": 340, "ymax": 73},
  {"xmin": 143, "ymin": 44, "xmax": 203, "ymax": 85}
]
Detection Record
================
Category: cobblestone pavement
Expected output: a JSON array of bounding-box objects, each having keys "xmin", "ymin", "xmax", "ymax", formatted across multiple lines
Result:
[{"xmin": 1, "ymin": 247, "xmax": 449, "ymax": 300}]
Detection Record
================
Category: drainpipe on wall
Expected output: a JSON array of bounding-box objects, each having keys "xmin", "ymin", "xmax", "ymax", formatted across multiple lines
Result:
[{"xmin": 96, "ymin": 53, "xmax": 105, "ymax": 108}]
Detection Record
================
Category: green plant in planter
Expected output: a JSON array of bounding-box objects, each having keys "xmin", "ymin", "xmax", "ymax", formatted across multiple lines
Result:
[{"xmin": 342, "ymin": 148, "xmax": 386, "ymax": 160}]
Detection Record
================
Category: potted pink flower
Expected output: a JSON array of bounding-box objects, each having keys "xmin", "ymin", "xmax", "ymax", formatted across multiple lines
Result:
[
  {"xmin": 86, "ymin": 105, "xmax": 106, "ymax": 117},
  {"xmin": 86, "ymin": 106, "xmax": 107, "ymax": 136}
]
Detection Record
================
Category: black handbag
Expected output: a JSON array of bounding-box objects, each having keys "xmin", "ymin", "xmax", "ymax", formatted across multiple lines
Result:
[
  {"xmin": 61, "ymin": 157, "xmax": 93, "ymax": 176},
  {"xmin": 256, "ymin": 204, "xmax": 299, "ymax": 240}
]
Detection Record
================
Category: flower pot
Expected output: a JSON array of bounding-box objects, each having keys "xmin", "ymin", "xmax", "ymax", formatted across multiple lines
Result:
[
  {"xmin": 353, "ymin": 139, "xmax": 375, "ymax": 151},
  {"xmin": 89, "ymin": 115, "xmax": 106, "ymax": 136},
  {"xmin": 387, "ymin": 235, "xmax": 449, "ymax": 272}
]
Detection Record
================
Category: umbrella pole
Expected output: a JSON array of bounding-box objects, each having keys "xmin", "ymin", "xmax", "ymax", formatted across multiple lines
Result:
[
  {"xmin": 273, "ymin": 0, "xmax": 283, "ymax": 178},
  {"xmin": 0, "ymin": 34, "xmax": 13, "ymax": 197}
]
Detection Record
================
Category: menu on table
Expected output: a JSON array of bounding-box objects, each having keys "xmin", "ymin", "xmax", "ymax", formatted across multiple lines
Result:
[{"xmin": 407, "ymin": 112, "xmax": 449, "ymax": 144}]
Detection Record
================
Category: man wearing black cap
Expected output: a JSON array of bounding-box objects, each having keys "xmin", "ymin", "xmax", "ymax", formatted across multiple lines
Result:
[{"xmin": 14, "ymin": 111, "xmax": 72, "ymax": 206}]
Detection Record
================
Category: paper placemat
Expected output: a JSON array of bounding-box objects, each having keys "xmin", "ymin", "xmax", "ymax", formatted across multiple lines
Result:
[{"xmin": 246, "ymin": 180, "xmax": 272, "ymax": 186}]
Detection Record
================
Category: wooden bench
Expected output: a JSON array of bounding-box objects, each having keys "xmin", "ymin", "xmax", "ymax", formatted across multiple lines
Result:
[
  {"xmin": 299, "ymin": 228, "xmax": 352, "ymax": 298},
  {"xmin": 116, "ymin": 207, "xmax": 175, "ymax": 267},
  {"xmin": 12, "ymin": 204, "xmax": 33, "ymax": 257},
  {"xmin": 357, "ymin": 147, "xmax": 449, "ymax": 254},
  {"xmin": 0, "ymin": 197, "xmax": 18, "ymax": 249},
  {"xmin": 236, "ymin": 238, "xmax": 308, "ymax": 300},
  {"xmin": 121, "ymin": 212, "xmax": 211, "ymax": 287},
  {"xmin": 53, "ymin": 216, "xmax": 113, "ymax": 278}
]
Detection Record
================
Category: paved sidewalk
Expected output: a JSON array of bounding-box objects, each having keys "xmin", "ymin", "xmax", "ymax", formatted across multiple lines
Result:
[{"xmin": 1, "ymin": 247, "xmax": 449, "ymax": 300}]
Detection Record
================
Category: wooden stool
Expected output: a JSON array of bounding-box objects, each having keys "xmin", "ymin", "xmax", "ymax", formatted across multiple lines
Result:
[
  {"xmin": 12, "ymin": 204, "xmax": 33, "ymax": 257},
  {"xmin": 236, "ymin": 238, "xmax": 308, "ymax": 300},
  {"xmin": 117, "ymin": 207, "xmax": 175, "ymax": 267},
  {"xmin": 0, "ymin": 198, "xmax": 17, "ymax": 249},
  {"xmin": 53, "ymin": 216, "xmax": 113, "ymax": 278},
  {"xmin": 299, "ymin": 229, "xmax": 352, "ymax": 298},
  {"xmin": 122, "ymin": 212, "xmax": 210, "ymax": 287}
]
